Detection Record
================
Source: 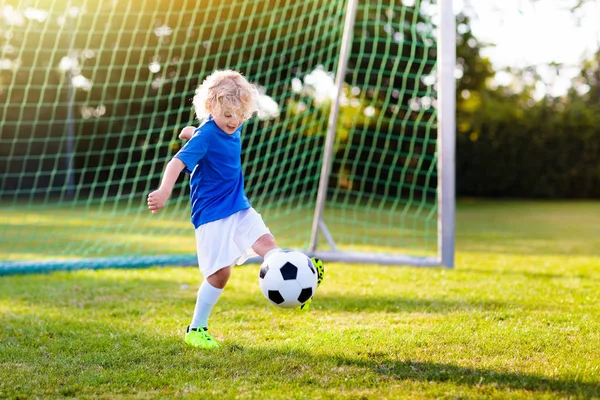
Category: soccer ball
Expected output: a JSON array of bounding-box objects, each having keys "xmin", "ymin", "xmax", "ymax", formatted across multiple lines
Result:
[{"xmin": 258, "ymin": 251, "xmax": 317, "ymax": 309}]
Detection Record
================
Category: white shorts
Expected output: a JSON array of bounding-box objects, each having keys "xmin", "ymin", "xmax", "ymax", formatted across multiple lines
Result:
[{"xmin": 194, "ymin": 207, "xmax": 271, "ymax": 277}]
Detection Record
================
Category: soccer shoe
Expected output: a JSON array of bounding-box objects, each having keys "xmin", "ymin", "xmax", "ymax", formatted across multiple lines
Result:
[
  {"xmin": 299, "ymin": 298, "xmax": 313, "ymax": 311},
  {"xmin": 312, "ymin": 257, "xmax": 325, "ymax": 288},
  {"xmin": 299, "ymin": 257, "xmax": 325, "ymax": 311},
  {"xmin": 184, "ymin": 326, "xmax": 220, "ymax": 349}
]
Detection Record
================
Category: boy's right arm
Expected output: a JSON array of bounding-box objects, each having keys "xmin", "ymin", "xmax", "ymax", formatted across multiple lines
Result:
[{"xmin": 147, "ymin": 158, "xmax": 186, "ymax": 214}]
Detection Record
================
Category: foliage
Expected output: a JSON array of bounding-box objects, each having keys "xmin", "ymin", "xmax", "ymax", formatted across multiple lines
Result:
[
  {"xmin": 454, "ymin": 15, "xmax": 600, "ymax": 198},
  {"xmin": 2, "ymin": 1, "xmax": 599, "ymax": 199}
]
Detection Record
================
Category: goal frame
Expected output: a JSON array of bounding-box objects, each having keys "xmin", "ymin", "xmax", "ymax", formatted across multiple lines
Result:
[
  {"xmin": 0, "ymin": 0, "xmax": 455, "ymax": 275},
  {"xmin": 308, "ymin": 0, "xmax": 455, "ymax": 268}
]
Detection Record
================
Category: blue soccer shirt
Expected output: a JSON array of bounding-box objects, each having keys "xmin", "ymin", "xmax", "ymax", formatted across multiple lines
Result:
[{"xmin": 175, "ymin": 116, "xmax": 251, "ymax": 228}]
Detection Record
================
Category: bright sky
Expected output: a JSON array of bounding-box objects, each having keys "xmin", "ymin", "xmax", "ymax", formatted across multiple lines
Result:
[{"xmin": 455, "ymin": 0, "xmax": 600, "ymax": 96}]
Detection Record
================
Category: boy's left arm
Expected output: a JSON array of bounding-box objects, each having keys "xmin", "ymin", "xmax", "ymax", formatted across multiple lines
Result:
[{"xmin": 179, "ymin": 126, "xmax": 195, "ymax": 141}]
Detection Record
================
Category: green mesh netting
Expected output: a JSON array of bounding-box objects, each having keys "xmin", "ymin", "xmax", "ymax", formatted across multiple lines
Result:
[{"xmin": 0, "ymin": 0, "xmax": 439, "ymax": 274}]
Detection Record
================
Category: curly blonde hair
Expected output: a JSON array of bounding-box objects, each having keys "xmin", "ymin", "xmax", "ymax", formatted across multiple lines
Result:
[{"xmin": 193, "ymin": 70, "xmax": 259, "ymax": 121}]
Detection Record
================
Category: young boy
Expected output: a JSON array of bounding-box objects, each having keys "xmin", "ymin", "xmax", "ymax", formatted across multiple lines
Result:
[{"xmin": 147, "ymin": 70, "xmax": 324, "ymax": 349}]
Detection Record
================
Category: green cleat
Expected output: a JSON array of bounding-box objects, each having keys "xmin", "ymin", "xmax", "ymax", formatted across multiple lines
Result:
[
  {"xmin": 299, "ymin": 257, "xmax": 325, "ymax": 311},
  {"xmin": 312, "ymin": 257, "xmax": 325, "ymax": 288},
  {"xmin": 299, "ymin": 298, "xmax": 312, "ymax": 311},
  {"xmin": 184, "ymin": 326, "xmax": 220, "ymax": 349}
]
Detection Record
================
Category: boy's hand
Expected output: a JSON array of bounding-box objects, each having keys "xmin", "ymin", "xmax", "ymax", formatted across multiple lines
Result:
[
  {"xmin": 147, "ymin": 158, "xmax": 184, "ymax": 214},
  {"xmin": 179, "ymin": 126, "xmax": 195, "ymax": 141},
  {"xmin": 147, "ymin": 188, "xmax": 171, "ymax": 214}
]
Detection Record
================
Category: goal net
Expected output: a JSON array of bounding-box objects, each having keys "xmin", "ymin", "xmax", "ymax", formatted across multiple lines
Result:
[{"xmin": 0, "ymin": 0, "xmax": 454, "ymax": 274}]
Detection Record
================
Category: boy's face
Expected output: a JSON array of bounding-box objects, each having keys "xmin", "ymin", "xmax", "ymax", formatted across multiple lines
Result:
[{"xmin": 212, "ymin": 110, "xmax": 244, "ymax": 134}]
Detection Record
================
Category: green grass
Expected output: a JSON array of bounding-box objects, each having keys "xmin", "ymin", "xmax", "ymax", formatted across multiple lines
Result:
[
  {"xmin": 0, "ymin": 200, "xmax": 438, "ymax": 263},
  {"xmin": 1, "ymin": 200, "xmax": 599, "ymax": 399}
]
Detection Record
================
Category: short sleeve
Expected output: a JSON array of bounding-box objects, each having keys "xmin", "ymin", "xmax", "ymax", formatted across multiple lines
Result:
[{"xmin": 174, "ymin": 128, "xmax": 210, "ymax": 174}]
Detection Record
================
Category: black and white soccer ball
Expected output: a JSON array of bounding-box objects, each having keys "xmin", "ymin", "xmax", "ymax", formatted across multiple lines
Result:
[{"xmin": 258, "ymin": 251, "xmax": 317, "ymax": 309}]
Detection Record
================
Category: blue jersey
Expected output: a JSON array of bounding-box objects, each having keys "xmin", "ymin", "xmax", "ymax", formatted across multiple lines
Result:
[{"xmin": 175, "ymin": 116, "xmax": 251, "ymax": 228}]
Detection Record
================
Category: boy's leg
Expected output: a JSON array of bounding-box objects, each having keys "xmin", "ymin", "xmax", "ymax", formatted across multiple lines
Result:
[
  {"xmin": 190, "ymin": 267, "xmax": 230, "ymax": 329},
  {"xmin": 251, "ymin": 233, "xmax": 280, "ymax": 259},
  {"xmin": 189, "ymin": 214, "xmax": 244, "ymax": 349},
  {"xmin": 185, "ymin": 266, "xmax": 230, "ymax": 349}
]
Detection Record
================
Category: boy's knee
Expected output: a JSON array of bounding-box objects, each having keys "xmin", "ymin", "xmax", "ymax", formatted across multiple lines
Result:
[
  {"xmin": 207, "ymin": 266, "xmax": 231, "ymax": 289},
  {"xmin": 256, "ymin": 233, "xmax": 276, "ymax": 247},
  {"xmin": 252, "ymin": 233, "xmax": 278, "ymax": 259}
]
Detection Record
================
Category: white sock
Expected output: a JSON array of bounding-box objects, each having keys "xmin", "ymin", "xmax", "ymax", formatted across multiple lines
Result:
[
  {"xmin": 190, "ymin": 280, "xmax": 223, "ymax": 330},
  {"xmin": 264, "ymin": 247, "xmax": 282, "ymax": 261}
]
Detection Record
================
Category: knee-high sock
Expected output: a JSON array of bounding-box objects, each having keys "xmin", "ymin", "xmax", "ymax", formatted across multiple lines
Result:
[{"xmin": 190, "ymin": 280, "xmax": 223, "ymax": 330}]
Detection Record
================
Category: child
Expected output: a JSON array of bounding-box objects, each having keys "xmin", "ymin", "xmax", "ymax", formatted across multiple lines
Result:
[{"xmin": 147, "ymin": 70, "xmax": 324, "ymax": 349}]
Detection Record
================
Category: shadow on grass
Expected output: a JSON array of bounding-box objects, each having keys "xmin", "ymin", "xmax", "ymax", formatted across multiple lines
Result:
[{"xmin": 1, "ymin": 317, "xmax": 598, "ymax": 399}]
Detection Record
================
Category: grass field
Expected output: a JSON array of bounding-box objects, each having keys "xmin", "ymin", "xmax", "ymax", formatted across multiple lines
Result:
[{"xmin": 1, "ymin": 200, "xmax": 599, "ymax": 399}]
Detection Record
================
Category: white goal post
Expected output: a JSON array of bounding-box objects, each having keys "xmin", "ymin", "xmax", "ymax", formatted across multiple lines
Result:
[{"xmin": 308, "ymin": 0, "xmax": 455, "ymax": 268}]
